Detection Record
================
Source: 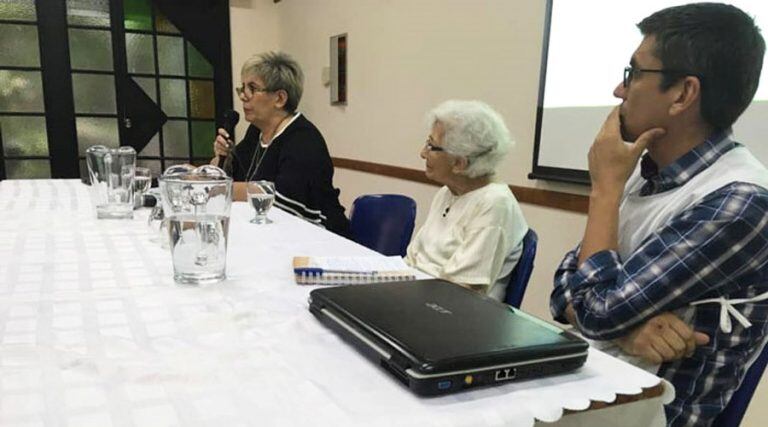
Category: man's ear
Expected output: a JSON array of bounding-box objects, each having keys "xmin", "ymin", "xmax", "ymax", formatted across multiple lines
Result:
[{"xmin": 669, "ymin": 76, "xmax": 702, "ymax": 116}]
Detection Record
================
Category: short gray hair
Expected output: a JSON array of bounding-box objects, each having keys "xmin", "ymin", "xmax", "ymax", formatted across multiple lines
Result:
[
  {"xmin": 426, "ymin": 100, "xmax": 513, "ymax": 178},
  {"xmin": 241, "ymin": 51, "xmax": 304, "ymax": 113}
]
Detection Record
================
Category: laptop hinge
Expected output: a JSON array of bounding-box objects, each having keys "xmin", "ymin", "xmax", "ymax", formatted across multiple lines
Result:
[{"xmin": 387, "ymin": 352, "xmax": 412, "ymax": 373}]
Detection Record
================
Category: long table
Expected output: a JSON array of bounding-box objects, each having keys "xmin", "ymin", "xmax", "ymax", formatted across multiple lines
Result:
[{"xmin": 0, "ymin": 179, "xmax": 672, "ymax": 426}]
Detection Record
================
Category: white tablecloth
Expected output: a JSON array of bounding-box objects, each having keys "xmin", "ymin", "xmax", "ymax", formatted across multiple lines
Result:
[{"xmin": 0, "ymin": 180, "xmax": 672, "ymax": 427}]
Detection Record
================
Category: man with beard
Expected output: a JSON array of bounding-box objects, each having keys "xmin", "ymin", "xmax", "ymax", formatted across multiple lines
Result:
[{"xmin": 549, "ymin": 3, "xmax": 768, "ymax": 426}]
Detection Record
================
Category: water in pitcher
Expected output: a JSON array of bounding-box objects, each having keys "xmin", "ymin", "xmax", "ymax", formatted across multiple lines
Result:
[{"xmin": 168, "ymin": 214, "xmax": 230, "ymax": 285}]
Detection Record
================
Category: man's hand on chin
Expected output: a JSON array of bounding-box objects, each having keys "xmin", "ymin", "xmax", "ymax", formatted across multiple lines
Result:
[
  {"xmin": 577, "ymin": 107, "xmax": 667, "ymax": 265},
  {"xmin": 588, "ymin": 106, "xmax": 666, "ymax": 196}
]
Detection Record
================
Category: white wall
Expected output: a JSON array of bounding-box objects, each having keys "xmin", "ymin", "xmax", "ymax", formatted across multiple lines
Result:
[
  {"xmin": 229, "ymin": 0, "xmax": 280, "ymax": 141},
  {"xmin": 277, "ymin": 0, "xmax": 546, "ymax": 183},
  {"xmin": 229, "ymin": 1, "xmax": 765, "ymax": 424}
]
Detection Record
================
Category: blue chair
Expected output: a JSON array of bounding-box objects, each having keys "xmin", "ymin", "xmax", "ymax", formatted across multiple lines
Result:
[
  {"xmin": 349, "ymin": 194, "xmax": 417, "ymax": 257},
  {"xmin": 713, "ymin": 342, "xmax": 768, "ymax": 426},
  {"xmin": 504, "ymin": 228, "xmax": 538, "ymax": 308}
]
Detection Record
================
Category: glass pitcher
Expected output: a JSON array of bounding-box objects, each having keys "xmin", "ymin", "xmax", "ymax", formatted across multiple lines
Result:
[
  {"xmin": 160, "ymin": 165, "xmax": 233, "ymax": 285},
  {"xmin": 85, "ymin": 145, "xmax": 136, "ymax": 219},
  {"xmin": 149, "ymin": 165, "xmax": 195, "ymax": 249}
]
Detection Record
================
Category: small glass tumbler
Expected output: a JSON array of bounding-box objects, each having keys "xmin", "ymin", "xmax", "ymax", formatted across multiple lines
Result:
[
  {"xmin": 133, "ymin": 167, "xmax": 152, "ymax": 209},
  {"xmin": 246, "ymin": 180, "xmax": 275, "ymax": 224},
  {"xmin": 85, "ymin": 145, "xmax": 136, "ymax": 219}
]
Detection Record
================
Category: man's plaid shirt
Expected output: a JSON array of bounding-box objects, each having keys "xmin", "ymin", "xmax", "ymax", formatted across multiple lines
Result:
[{"xmin": 550, "ymin": 134, "xmax": 768, "ymax": 426}]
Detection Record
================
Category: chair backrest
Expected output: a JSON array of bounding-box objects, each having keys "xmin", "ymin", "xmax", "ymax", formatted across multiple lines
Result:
[
  {"xmin": 713, "ymin": 341, "xmax": 768, "ymax": 427},
  {"xmin": 504, "ymin": 228, "xmax": 538, "ymax": 308},
  {"xmin": 349, "ymin": 194, "xmax": 417, "ymax": 257}
]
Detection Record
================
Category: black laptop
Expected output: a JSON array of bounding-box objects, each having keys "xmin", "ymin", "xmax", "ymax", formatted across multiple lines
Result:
[{"xmin": 308, "ymin": 279, "xmax": 589, "ymax": 396}]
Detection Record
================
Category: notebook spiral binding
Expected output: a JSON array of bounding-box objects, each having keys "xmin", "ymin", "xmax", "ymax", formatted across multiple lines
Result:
[{"xmin": 295, "ymin": 270, "xmax": 416, "ymax": 285}]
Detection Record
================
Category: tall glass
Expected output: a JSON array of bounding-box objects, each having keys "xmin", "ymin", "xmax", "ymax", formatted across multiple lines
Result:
[
  {"xmin": 133, "ymin": 167, "xmax": 152, "ymax": 209},
  {"xmin": 246, "ymin": 180, "xmax": 275, "ymax": 224},
  {"xmin": 85, "ymin": 145, "xmax": 136, "ymax": 219},
  {"xmin": 160, "ymin": 165, "xmax": 232, "ymax": 285}
]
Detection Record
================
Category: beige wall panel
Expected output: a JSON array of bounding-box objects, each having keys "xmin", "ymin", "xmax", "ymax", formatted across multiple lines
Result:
[{"xmin": 275, "ymin": 0, "xmax": 547, "ymax": 186}]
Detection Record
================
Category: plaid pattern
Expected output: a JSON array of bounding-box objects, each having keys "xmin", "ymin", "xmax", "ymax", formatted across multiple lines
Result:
[{"xmin": 550, "ymin": 134, "xmax": 768, "ymax": 426}]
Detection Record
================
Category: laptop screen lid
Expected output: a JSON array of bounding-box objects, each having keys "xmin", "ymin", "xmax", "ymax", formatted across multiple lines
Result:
[{"xmin": 310, "ymin": 279, "xmax": 587, "ymax": 375}]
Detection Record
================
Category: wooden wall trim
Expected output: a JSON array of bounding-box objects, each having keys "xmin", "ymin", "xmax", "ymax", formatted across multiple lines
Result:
[{"xmin": 332, "ymin": 157, "xmax": 589, "ymax": 214}]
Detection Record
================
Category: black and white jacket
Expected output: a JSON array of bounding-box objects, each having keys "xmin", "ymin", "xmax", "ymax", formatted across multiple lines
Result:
[{"xmin": 229, "ymin": 113, "xmax": 350, "ymax": 237}]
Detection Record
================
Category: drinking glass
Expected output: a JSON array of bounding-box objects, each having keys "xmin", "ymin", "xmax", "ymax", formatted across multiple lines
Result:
[
  {"xmin": 85, "ymin": 145, "xmax": 136, "ymax": 219},
  {"xmin": 246, "ymin": 180, "xmax": 275, "ymax": 224},
  {"xmin": 133, "ymin": 167, "xmax": 152, "ymax": 209}
]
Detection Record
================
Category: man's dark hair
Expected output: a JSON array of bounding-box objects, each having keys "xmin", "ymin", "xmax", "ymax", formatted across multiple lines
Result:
[{"xmin": 638, "ymin": 2, "xmax": 765, "ymax": 132}]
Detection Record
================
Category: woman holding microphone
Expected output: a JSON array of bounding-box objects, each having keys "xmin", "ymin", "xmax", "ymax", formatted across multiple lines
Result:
[{"xmin": 211, "ymin": 51, "xmax": 349, "ymax": 237}]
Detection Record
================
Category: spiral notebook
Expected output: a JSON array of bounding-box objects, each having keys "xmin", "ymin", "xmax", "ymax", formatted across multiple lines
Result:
[{"xmin": 293, "ymin": 255, "xmax": 418, "ymax": 285}]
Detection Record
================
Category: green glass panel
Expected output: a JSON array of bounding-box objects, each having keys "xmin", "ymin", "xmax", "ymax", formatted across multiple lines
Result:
[
  {"xmin": 0, "ymin": 24, "xmax": 40, "ymax": 67},
  {"xmin": 157, "ymin": 36, "xmax": 184, "ymax": 76},
  {"xmin": 191, "ymin": 121, "xmax": 214, "ymax": 158},
  {"xmin": 69, "ymin": 28, "xmax": 113, "ymax": 71},
  {"xmin": 139, "ymin": 132, "xmax": 159, "ymax": 156},
  {"xmin": 159, "ymin": 78, "xmax": 186, "ymax": 117},
  {"xmin": 133, "ymin": 77, "xmax": 156, "ymax": 102},
  {"xmin": 67, "ymin": 0, "xmax": 110, "ymax": 27},
  {"xmin": 162, "ymin": 120, "xmax": 188, "ymax": 157},
  {"xmin": 0, "ymin": 116, "xmax": 48, "ymax": 157},
  {"xmin": 126, "ymin": 33, "xmax": 155, "ymax": 74},
  {"xmin": 187, "ymin": 42, "xmax": 213, "ymax": 78},
  {"xmin": 0, "ymin": 0, "xmax": 36, "ymax": 21},
  {"xmin": 72, "ymin": 73, "xmax": 116, "ymax": 114},
  {"xmin": 155, "ymin": 6, "xmax": 179, "ymax": 34},
  {"xmin": 76, "ymin": 117, "xmax": 119, "ymax": 155},
  {"xmin": 5, "ymin": 160, "xmax": 51, "ymax": 179},
  {"xmin": 124, "ymin": 0, "xmax": 152, "ymax": 31},
  {"xmin": 0, "ymin": 70, "xmax": 44, "ymax": 113},
  {"xmin": 189, "ymin": 80, "xmax": 214, "ymax": 119}
]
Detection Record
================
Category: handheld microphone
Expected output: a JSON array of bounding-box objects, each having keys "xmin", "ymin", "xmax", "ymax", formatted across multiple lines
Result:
[{"xmin": 219, "ymin": 109, "xmax": 240, "ymax": 174}]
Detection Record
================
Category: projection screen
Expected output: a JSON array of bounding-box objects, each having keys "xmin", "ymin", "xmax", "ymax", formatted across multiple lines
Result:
[{"xmin": 531, "ymin": 0, "xmax": 768, "ymax": 184}]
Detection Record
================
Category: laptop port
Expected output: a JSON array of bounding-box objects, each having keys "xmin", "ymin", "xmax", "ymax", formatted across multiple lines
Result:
[
  {"xmin": 437, "ymin": 380, "xmax": 452, "ymax": 390},
  {"xmin": 494, "ymin": 368, "xmax": 516, "ymax": 381}
]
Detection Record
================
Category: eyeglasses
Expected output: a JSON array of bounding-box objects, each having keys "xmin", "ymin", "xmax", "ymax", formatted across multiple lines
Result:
[
  {"xmin": 623, "ymin": 66, "xmax": 700, "ymax": 88},
  {"xmin": 235, "ymin": 82, "xmax": 271, "ymax": 99},
  {"xmin": 424, "ymin": 140, "xmax": 445, "ymax": 152}
]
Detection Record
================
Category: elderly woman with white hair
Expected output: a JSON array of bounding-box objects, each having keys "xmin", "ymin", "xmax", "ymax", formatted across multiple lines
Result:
[{"xmin": 405, "ymin": 100, "xmax": 528, "ymax": 300}]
